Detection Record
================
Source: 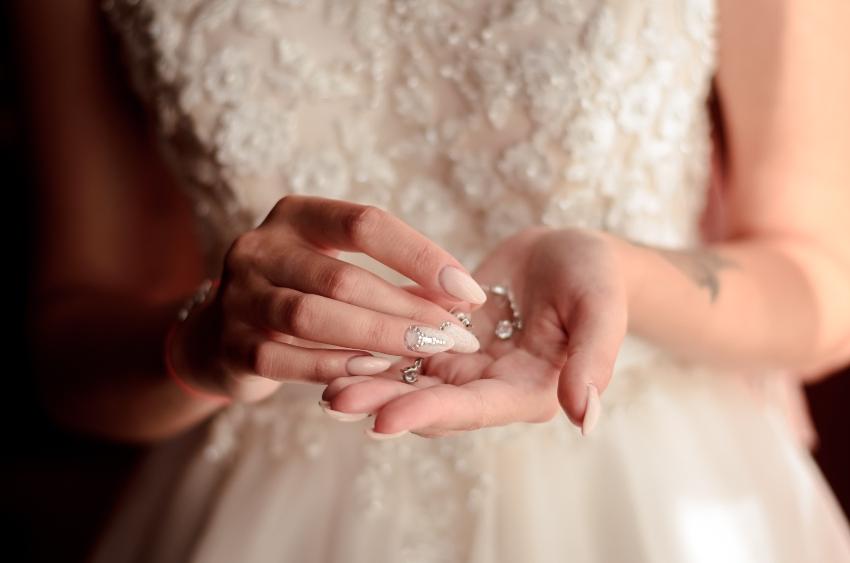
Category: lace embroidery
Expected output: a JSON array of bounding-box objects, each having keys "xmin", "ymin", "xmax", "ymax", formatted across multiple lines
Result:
[{"xmin": 104, "ymin": 0, "xmax": 716, "ymax": 269}]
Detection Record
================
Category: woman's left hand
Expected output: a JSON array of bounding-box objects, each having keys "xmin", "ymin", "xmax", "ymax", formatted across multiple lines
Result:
[{"xmin": 321, "ymin": 226, "xmax": 632, "ymax": 437}]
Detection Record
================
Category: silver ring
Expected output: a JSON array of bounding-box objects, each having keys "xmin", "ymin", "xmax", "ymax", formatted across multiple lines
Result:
[{"xmin": 401, "ymin": 358, "xmax": 423, "ymax": 384}]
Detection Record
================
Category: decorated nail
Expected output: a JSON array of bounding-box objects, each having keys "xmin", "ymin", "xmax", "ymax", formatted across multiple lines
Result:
[
  {"xmin": 404, "ymin": 325, "xmax": 454, "ymax": 354},
  {"xmin": 439, "ymin": 266, "xmax": 487, "ymax": 304},
  {"xmin": 439, "ymin": 321, "xmax": 480, "ymax": 353}
]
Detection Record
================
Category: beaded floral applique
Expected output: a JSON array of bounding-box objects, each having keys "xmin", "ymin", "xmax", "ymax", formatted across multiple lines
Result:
[{"xmin": 103, "ymin": 0, "xmax": 716, "ymax": 272}]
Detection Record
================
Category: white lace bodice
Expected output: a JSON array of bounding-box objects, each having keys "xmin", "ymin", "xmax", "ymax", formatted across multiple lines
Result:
[
  {"xmin": 104, "ymin": 0, "xmax": 716, "ymax": 278},
  {"xmin": 102, "ymin": 5, "xmax": 719, "ymax": 556}
]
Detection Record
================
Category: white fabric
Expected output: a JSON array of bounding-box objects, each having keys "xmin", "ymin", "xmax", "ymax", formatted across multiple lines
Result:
[{"xmin": 95, "ymin": 0, "xmax": 850, "ymax": 561}]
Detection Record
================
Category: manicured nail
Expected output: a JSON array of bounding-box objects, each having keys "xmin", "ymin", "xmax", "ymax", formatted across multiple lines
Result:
[
  {"xmin": 365, "ymin": 427, "xmax": 409, "ymax": 440},
  {"xmin": 581, "ymin": 384, "xmax": 601, "ymax": 436},
  {"xmin": 439, "ymin": 266, "xmax": 487, "ymax": 304},
  {"xmin": 321, "ymin": 402, "xmax": 370, "ymax": 422},
  {"xmin": 439, "ymin": 321, "xmax": 480, "ymax": 353},
  {"xmin": 404, "ymin": 325, "xmax": 454, "ymax": 354},
  {"xmin": 346, "ymin": 355, "xmax": 393, "ymax": 376}
]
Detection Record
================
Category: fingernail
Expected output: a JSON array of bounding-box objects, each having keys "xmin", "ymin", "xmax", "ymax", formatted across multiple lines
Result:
[
  {"xmin": 440, "ymin": 321, "xmax": 480, "ymax": 353},
  {"xmin": 365, "ymin": 427, "xmax": 409, "ymax": 440},
  {"xmin": 439, "ymin": 266, "xmax": 487, "ymax": 304},
  {"xmin": 404, "ymin": 325, "xmax": 454, "ymax": 354},
  {"xmin": 346, "ymin": 355, "xmax": 393, "ymax": 376},
  {"xmin": 581, "ymin": 384, "xmax": 601, "ymax": 437},
  {"xmin": 321, "ymin": 402, "xmax": 370, "ymax": 422}
]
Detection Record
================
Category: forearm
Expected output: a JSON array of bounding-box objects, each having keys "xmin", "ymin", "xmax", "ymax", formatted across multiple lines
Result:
[
  {"xmin": 32, "ymin": 287, "xmax": 226, "ymax": 443},
  {"xmin": 617, "ymin": 233, "xmax": 850, "ymax": 379}
]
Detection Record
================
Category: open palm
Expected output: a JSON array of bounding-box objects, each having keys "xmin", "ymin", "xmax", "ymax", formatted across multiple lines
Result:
[{"xmin": 322, "ymin": 227, "xmax": 629, "ymax": 437}]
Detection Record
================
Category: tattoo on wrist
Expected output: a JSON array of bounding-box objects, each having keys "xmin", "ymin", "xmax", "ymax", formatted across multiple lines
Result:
[{"xmin": 644, "ymin": 246, "xmax": 738, "ymax": 303}]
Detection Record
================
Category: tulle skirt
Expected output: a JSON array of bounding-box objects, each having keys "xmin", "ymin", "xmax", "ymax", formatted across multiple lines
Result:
[{"xmin": 93, "ymin": 338, "xmax": 850, "ymax": 563}]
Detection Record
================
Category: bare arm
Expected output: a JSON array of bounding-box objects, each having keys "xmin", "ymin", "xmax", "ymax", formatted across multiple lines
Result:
[
  {"xmin": 622, "ymin": 0, "xmax": 850, "ymax": 378},
  {"xmin": 21, "ymin": 0, "xmax": 225, "ymax": 442}
]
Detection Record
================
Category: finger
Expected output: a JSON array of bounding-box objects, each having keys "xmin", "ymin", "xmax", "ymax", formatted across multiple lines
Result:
[
  {"xmin": 327, "ymin": 375, "xmax": 443, "ymax": 414},
  {"xmin": 372, "ymin": 349, "xmax": 558, "ymax": 434},
  {"xmin": 276, "ymin": 196, "xmax": 487, "ymax": 304},
  {"xmin": 244, "ymin": 286, "xmax": 459, "ymax": 357},
  {"xmin": 556, "ymin": 295, "xmax": 626, "ymax": 433},
  {"xmin": 263, "ymin": 248, "xmax": 463, "ymax": 330},
  {"xmin": 420, "ymin": 351, "xmax": 493, "ymax": 386},
  {"xmin": 322, "ymin": 375, "xmax": 379, "ymax": 401},
  {"xmin": 223, "ymin": 329, "xmax": 394, "ymax": 385}
]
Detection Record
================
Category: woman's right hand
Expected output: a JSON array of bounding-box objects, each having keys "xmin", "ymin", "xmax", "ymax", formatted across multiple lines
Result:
[{"xmin": 174, "ymin": 195, "xmax": 486, "ymax": 403}]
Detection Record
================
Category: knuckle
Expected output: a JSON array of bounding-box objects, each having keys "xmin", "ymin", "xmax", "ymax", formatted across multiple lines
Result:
[
  {"xmin": 276, "ymin": 292, "xmax": 314, "ymax": 336},
  {"xmin": 224, "ymin": 231, "xmax": 259, "ymax": 273},
  {"xmin": 270, "ymin": 194, "xmax": 299, "ymax": 218},
  {"xmin": 344, "ymin": 205, "xmax": 384, "ymax": 245},
  {"xmin": 304, "ymin": 355, "xmax": 332, "ymax": 383},
  {"xmin": 322, "ymin": 265, "xmax": 361, "ymax": 302}
]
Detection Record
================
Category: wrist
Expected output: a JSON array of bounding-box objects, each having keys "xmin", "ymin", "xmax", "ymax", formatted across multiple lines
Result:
[
  {"xmin": 164, "ymin": 280, "xmax": 232, "ymax": 404},
  {"xmin": 598, "ymin": 231, "xmax": 648, "ymax": 326}
]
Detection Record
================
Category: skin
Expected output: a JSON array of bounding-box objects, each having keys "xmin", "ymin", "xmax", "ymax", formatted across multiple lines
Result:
[{"xmin": 23, "ymin": 0, "xmax": 850, "ymax": 442}]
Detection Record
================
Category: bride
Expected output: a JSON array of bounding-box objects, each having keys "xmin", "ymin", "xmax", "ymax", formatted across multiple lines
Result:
[{"xmin": 25, "ymin": 0, "xmax": 850, "ymax": 561}]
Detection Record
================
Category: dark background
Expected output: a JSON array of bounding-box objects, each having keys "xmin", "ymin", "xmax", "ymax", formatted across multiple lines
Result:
[{"xmin": 2, "ymin": 5, "xmax": 848, "ymax": 562}]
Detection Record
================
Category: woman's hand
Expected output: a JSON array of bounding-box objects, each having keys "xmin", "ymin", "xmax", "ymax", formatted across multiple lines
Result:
[
  {"xmin": 174, "ymin": 195, "xmax": 486, "ymax": 403},
  {"xmin": 321, "ymin": 227, "xmax": 631, "ymax": 436}
]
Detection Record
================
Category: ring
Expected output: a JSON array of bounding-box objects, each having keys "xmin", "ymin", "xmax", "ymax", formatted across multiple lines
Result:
[{"xmin": 401, "ymin": 358, "xmax": 423, "ymax": 384}]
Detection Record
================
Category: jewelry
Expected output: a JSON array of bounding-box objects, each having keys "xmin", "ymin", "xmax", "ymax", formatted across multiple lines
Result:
[
  {"xmin": 163, "ymin": 278, "xmax": 231, "ymax": 403},
  {"xmin": 177, "ymin": 278, "xmax": 217, "ymax": 321},
  {"xmin": 400, "ymin": 358, "xmax": 423, "ymax": 384},
  {"xmin": 454, "ymin": 311, "xmax": 472, "ymax": 328},
  {"xmin": 480, "ymin": 283, "xmax": 523, "ymax": 340}
]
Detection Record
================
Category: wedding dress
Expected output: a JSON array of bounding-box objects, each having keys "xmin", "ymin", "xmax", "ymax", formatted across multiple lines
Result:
[{"xmin": 95, "ymin": 1, "xmax": 850, "ymax": 561}]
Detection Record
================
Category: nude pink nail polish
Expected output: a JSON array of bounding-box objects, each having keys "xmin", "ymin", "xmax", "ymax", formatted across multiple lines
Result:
[
  {"xmin": 439, "ymin": 266, "xmax": 487, "ymax": 304},
  {"xmin": 439, "ymin": 321, "xmax": 480, "ymax": 353},
  {"xmin": 581, "ymin": 384, "xmax": 601, "ymax": 436}
]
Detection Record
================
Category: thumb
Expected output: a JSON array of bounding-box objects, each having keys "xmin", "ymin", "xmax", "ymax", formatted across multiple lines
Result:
[{"xmin": 557, "ymin": 295, "xmax": 626, "ymax": 436}]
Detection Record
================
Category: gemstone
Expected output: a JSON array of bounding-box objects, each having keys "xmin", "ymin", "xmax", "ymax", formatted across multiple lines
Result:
[
  {"xmin": 491, "ymin": 285, "xmax": 508, "ymax": 296},
  {"xmin": 404, "ymin": 327, "xmax": 424, "ymax": 350},
  {"xmin": 495, "ymin": 320, "xmax": 514, "ymax": 340}
]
